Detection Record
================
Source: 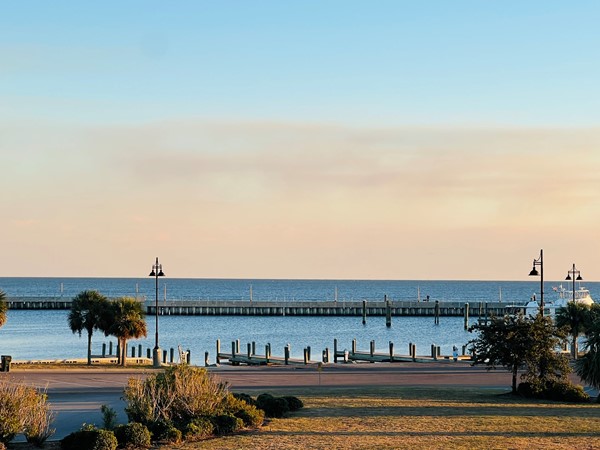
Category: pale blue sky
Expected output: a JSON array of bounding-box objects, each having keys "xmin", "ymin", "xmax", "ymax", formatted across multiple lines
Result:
[
  {"xmin": 2, "ymin": 1, "xmax": 599, "ymax": 127},
  {"xmin": 2, "ymin": 2, "xmax": 600, "ymax": 279}
]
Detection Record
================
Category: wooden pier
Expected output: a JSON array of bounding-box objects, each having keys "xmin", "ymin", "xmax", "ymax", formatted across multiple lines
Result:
[
  {"xmin": 214, "ymin": 338, "xmax": 472, "ymax": 367},
  {"xmin": 6, "ymin": 297, "xmax": 506, "ymax": 318}
]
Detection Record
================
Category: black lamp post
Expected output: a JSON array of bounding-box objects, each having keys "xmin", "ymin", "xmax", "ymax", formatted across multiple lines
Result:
[
  {"xmin": 528, "ymin": 249, "xmax": 544, "ymax": 317},
  {"xmin": 565, "ymin": 263, "xmax": 583, "ymax": 303},
  {"xmin": 149, "ymin": 257, "xmax": 165, "ymax": 368}
]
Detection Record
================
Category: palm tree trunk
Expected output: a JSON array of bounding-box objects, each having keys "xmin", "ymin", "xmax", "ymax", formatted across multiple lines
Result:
[
  {"xmin": 572, "ymin": 336, "xmax": 578, "ymax": 360},
  {"xmin": 87, "ymin": 332, "xmax": 93, "ymax": 366},
  {"xmin": 121, "ymin": 339, "xmax": 127, "ymax": 367},
  {"xmin": 512, "ymin": 366, "xmax": 518, "ymax": 394}
]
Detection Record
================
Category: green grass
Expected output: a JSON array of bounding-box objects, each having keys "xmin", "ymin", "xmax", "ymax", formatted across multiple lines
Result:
[{"xmin": 163, "ymin": 386, "xmax": 600, "ymax": 450}]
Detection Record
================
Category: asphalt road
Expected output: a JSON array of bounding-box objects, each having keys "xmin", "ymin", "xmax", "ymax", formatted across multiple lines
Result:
[{"xmin": 1, "ymin": 362, "xmax": 586, "ymax": 440}]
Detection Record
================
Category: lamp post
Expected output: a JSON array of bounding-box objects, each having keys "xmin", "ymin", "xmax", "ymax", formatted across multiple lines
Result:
[
  {"xmin": 528, "ymin": 249, "xmax": 544, "ymax": 317},
  {"xmin": 565, "ymin": 263, "xmax": 583, "ymax": 303},
  {"xmin": 149, "ymin": 257, "xmax": 165, "ymax": 368}
]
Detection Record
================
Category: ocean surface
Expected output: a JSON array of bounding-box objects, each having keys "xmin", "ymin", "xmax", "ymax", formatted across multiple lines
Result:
[{"xmin": 1, "ymin": 277, "xmax": 596, "ymax": 365}]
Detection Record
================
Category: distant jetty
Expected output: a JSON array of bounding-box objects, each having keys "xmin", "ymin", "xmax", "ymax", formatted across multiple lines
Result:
[{"xmin": 6, "ymin": 297, "xmax": 506, "ymax": 317}]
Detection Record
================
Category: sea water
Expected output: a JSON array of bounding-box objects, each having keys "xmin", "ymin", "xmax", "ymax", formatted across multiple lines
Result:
[{"xmin": 1, "ymin": 278, "xmax": 597, "ymax": 365}]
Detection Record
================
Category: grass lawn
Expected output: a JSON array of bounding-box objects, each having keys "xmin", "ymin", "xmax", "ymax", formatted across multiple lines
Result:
[{"xmin": 164, "ymin": 386, "xmax": 600, "ymax": 450}]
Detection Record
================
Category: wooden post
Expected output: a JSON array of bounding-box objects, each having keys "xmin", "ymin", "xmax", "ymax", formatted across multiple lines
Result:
[
  {"xmin": 370, "ymin": 340, "xmax": 375, "ymax": 357},
  {"xmin": 284, "ymin": 345, "xmax": 290, "ymax": 365},
  {"xmin": 231, "ymin": 341, "xmax": 236, "ymax": 358},
  {"xmin": 431, "ymin": 344, "xmax": 436, "ymax": 359},
  {"xmin": 235, "ymin": 339, "xmax": 240, "ymax": 354},
  {"xmin": 362, "ymin": 300, "xmax": 367, "ymax": 325},
  {"xmin": 334, "ymin": 339, "xmax": 338, "ymax": 363},
  {"xmin": 464, "ymin": 303, "xmax": 469, "ymax": 330},
  {"xmin": 385, "ymin": 295, "xmax": 391, "ymax": 328},
  {"xmin": 352, "ymin": 339, "xmax": 357, "ymax": 355},
  {"xmin": 434, "ymin": 300, "xmax": 440, "ymax": 325},
  {"xmin": 138, "ymin": 344, "xmax": 142, "ymax": 358},
  {"xmin": 267, "ymin": 343, "xmax": 271, "ymax": 358},
  {"xmin": 247, "ymin": 343, "xmax": 252, "ymax": 359},
  {"xmin": 411, "ymin": 343, "xmax": 416, "ymax": 361},
  {"xmin": 109, "ymin": 341, "xmax": 113, "ymax": 355},
  {"xmin": 131, "ymin": 346, "xmax": 136, "ymax": 358},
  {"xmin": 324, "ymin": 347, "xmax": 330, "ymax": 363},
  {"xmin": 170, "ymin": 348, "xmax": 174, "ymax": 363},
  {"xmin": 307, "ymin": 346, "xmax": 311, "ymax": 361},
  {"xmin": 389, "ymin": 341, "xmax": 394, "ymax": 362},
  {"xmin": 204, "ymin": 351, "xmax": 209, "ymax": 367},
  {"xmin": 303, "ymin": 348, "xmax": 309, "ymax": 365},
  {"xmin": 252, "ymin": 341, "xmax": 256, "ymax": 355},
  {"xmin": 216, "ymin": 339, "xmax": 221, "ymax": 365},
  {"xmin": 147, "ymin": 348, "xmax": 151, "ymax": 359},
  {"xmin": 102, "ymin": 343, "xmax": 106, "ymax": 357},
  {"xmin": 116, "ymin": 342, "xmax": 120, "ymax": 363},
  {"xmin": 162, "ymin": 349, "xmax": 167, "ymax": 363},
  {"xmin": 187, "ymin": 349, "xmax": 191, "ymax": 364},
  {"xmin": 265, "ymin": 345, "xmax": 270, "ymax": 364}
]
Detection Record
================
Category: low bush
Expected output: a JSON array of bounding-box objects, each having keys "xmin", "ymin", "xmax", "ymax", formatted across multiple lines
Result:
[
  {"xmin": 232, "ymin": 392, "xmax": 257, "ymax": 406},
  {"xmin": 114, "ymin": 422, "xmax": 151, "ymax": 449},
  {"xmin": 282, "ymin": 395, "xmax": 304, "ymax": 411},
  {"xmin": 61, "ymin": 427, "xmax": 117, "ymax": 450},
  {"xmin": 518, "ymin": 381, "xmax": 590, "ymax": 403},
  {"xmin": 212, "ymin": 414, "xmax": 244, "ymax": 435},
  {"xmin": 147, "ymin": 420, "xmax": 181, "ymax": 444},
  {"xmin": 0, "ymin": 379, "xmax": 55, "ymax": 445},
  {"xmin": 184, "ymin": 417, "xmax": 214, "ymax": 441},
  {"xmin": 222, "ymin": 394, "xmax": 265, "ymax": 428},
  {"xmin": 256, "ymin": 393, "xmax": 290, "ymax": 418}
]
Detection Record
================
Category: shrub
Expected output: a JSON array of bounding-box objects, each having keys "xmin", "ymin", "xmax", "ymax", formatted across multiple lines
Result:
[
  {"xmin": 518, "ymin": 380, "xmax": 590, "ymax": 403},
  {"xmin": 124, "ymin": 365, "xmax": 229, "ymax": 427},
  {"xmin": 256, "ymin": 393, "xmax": 289, "ymax": 418},
  {"xmin": 232, "ymin": 392, "xmax": 257, "ymax": 406},
  {"xmin": 61, "ymin": 428, "xmax": 117, "ymax": 450},
  {"xmin": 0, "ymin": 380, "xmax": 55, "ymax": 445},
  {"xmin": 222, "ymin": 394, "xmax": 264, "ymax": 428},
  {"xmin": 212, "ymin": 414, "xmax": 243, "ymax": 435},
  {"xmin": 147, "ymin": 421, "xmax": 181, "ymax": 444},
  {"xmin": 184, "ymin": 417, "xmax": 214, "ymax": 441},
  {"xmin": 282, "ymin": 396, "xmax": 304, "ymax": 411},
  {"xmin": 114, "ymin": 422, "xmax": 151, "ymax": 448},
  {"xmin": 101, "ymin": 405, "xmax": 118, "ymax": 431}
]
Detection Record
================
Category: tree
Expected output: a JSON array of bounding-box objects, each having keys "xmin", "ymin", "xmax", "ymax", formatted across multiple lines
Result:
[
  {"xmin": 556, "ymin": 302, "xmax": 591, "ymax": 359},
  {"xmin": 68, "ymin": 290, "xmax": 110, "ymax": 365},
  {"xmin": 469, "ymin": 314, "xmax": 533, "ymax": 393},
  {"xmin": 521, "ymin": 313, "xmax": 571, "ymax": 390},
  {"xmin": 575, "ymin": 316, "xmax": 600, "ymax": 401},
  {"xmin": 106, "ymin": 297, "xmax": 147, "ymax": 367},
  {"xmin": 0, "ymin": 290, "xmax": 7, "ymax": 329}
]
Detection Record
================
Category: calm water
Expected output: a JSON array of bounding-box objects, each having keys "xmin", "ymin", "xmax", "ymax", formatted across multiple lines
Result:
[{"xmin": 1, "ymin": 278, "xmax": 597, "ymax": 365}]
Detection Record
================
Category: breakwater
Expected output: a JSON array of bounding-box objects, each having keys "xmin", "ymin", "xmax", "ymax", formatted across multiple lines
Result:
[{"xmin": 6, "ymin": 297, "xmax": 507, "ymax": 317}]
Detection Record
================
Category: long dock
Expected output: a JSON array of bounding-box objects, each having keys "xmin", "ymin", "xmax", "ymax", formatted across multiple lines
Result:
[{"xmin": 6, "ymin": 297, "xmax": 506, "ymax": 317}]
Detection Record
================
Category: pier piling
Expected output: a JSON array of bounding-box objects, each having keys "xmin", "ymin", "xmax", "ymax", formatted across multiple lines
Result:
[
  {"xmin": 362, "ymin": 300, "xmax": 367, "ymax": 324},
  {"xmin": 216, "ymin": 340, "xmax": 221, "ymax": 365},
  {"xmin": 464, "ymin": 303, "xmax": 469, "ymax": 330}
]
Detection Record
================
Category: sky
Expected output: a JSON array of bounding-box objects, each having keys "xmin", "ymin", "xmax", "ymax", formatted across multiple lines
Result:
[{"xmin": 1, "ymin": 1, "xmax": 600, "ymax": 281}]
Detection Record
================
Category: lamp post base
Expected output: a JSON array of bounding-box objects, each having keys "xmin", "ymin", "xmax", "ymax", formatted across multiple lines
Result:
[{"xmin": 153, "ymin": 347, "xmax": 162, "ymax": 368}]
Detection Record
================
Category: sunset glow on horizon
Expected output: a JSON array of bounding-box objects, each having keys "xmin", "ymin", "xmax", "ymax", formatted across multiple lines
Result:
[{"xmin": 2, "ymin": 2, "xmax": 600, "ymax": 281}]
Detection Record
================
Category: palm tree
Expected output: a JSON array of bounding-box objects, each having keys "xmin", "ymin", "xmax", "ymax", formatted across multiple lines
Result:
[
  {"xmin": 556, "ymin": 302, "xmax": 590, "ymax": 359},
  {"xmin": 106, "ymin": 297, "xmax": 147, "ymax": 367},
  {"xmin": 0, "ymin": 290, "xmax": 8, "ymax": 329},
  {"xmin": 68, "ymin": 290, "xmax": 110, "ymax": 365},
  {"xmin": 575, "ymin": 320, "xmax": 600, "ymax": 402}
]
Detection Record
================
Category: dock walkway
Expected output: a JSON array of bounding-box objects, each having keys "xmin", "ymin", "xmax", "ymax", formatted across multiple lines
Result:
[{"xmin": 6, "ymin": 297, "xmax": 506, "ymax": 317}]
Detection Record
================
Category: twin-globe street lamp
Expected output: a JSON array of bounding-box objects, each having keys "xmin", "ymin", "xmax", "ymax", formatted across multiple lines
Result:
[
  {"xmin": 149, "ymin": 257, "xmax": 165, "ymax": 368},
  {"xmin": 565, "ymin": 263, "xmax": 583, "ymax": 303}
]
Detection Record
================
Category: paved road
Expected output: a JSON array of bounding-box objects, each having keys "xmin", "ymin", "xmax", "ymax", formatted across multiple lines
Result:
[{"xmin": 1, "ymin": 362, "xmax": 585, "ymax": 440}]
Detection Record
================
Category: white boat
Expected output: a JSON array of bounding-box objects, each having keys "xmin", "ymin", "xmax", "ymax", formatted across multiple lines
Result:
[{"xmin": 506, "ymin": 284, "xmax": 594, "ymax": 318}]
